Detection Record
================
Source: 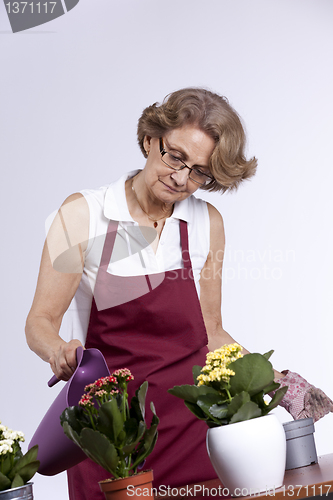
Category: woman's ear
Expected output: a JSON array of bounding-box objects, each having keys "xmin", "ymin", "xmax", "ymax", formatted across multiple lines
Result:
[{"xmin": 143, "ymin": 135, "xmax": 152, "ymax": 155}]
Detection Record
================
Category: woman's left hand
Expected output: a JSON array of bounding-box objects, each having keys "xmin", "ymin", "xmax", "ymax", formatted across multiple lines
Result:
[{"xmin": 275, "ymin": 370, "xmax": 333, "ymax": 422}]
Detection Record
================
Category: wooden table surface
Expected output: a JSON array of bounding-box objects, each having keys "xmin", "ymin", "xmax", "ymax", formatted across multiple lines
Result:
[{"xmin": 154, "ymin": 454, "xmax": 333, "ymax": 500}]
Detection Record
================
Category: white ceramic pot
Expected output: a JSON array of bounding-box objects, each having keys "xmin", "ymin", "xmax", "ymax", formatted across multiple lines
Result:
[{"xmin": 206, "ymin": 414, "xmax": 286, "ymax": 496}]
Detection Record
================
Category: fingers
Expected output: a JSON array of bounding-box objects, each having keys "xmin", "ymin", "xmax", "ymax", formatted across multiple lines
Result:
[
  {"xmin": 65, "ymin": 339, "xmax": 83, "ymax": 371},
  {"xmin": 303, "ymin": 387, "xmax": 333, "ymax": 423},
  {"xmin": 50, "ymin": 339, "xmax": 84, "ymax": 381}
]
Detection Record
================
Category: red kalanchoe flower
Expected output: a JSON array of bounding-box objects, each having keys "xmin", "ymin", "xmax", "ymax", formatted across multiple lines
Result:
[
  {"xmin": 95, "ymin": 378, "xmax": 104, "ymax": 388},
  {"xmin": 113, "ymin": 368, "xmax": 134, "ymax": 381},
  {"xmin": 84, "ymin": 383, "xmax": 95, "ymax": 392},
  {"xmin": 79, "ymin": 394, "xmax": 93, "ymax": 407}
]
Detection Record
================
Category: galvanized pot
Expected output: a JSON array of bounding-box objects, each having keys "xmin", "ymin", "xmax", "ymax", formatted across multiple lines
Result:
[{"xmin": 0, "ymin": 483, "xmax": 33, "ymax": 500}]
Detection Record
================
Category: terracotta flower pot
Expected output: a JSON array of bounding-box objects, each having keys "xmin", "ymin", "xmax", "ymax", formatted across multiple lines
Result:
[{"xmin": 99, "ymin": 470, "xmax": 154, "ymax": 500}]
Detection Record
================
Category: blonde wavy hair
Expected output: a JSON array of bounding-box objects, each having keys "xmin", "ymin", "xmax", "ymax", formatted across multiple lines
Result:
[{"xmin": 137, "ymin": 87, "xmax": 257, "ymax": 193}]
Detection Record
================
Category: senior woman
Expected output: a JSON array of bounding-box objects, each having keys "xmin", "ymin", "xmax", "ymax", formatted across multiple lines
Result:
[{"xmin": 26, "ymin": 88, "xmax": 332, "ymax": 499}]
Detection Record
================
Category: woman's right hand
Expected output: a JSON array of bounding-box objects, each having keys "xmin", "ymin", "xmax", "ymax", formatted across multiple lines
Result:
[{"xmin": 49, "ymin": 339, "xmax": 84, "ymax": 381}]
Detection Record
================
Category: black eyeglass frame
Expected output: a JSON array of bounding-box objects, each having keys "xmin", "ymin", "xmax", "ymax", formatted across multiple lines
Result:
[{"xmin": 159, "ymin": 137, "xmax": 214, "ymax": 186}]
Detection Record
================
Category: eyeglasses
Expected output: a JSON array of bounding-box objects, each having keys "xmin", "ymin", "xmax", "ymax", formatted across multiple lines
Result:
[{"xmin": 159, "ymin": 138, "xmax": 214, "ymax": 186}]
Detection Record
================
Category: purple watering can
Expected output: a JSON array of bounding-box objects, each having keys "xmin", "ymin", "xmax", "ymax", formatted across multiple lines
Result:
[{"xmin": 29, "ymin": 347, "xmax": 110, "ymax": 475}]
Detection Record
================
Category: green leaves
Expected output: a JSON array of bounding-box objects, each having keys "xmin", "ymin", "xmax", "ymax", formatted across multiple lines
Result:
[
  {"xmin": 60, "ymin": 381, "xmax": 159, "ymax": 479},
  {"xmin": 0, "ymin": 445, "xmax": 40, "ymax": 492},
  {"xmin": 209, "ymin": 404, "xmax": 228, "ymax": 419},
  {"xmin": 168, "ymin": 384, "xmax": 225, "ymax": 423},
  {"xmin": 8, "ymin": 445, "xmax": 39, "ymax": 482},
  {"xmin": 10, "ymin": 474, "xmax": 24, "ymax": 489},
  {"xmin": 79, "ymin": 429, "xmax": 119, "ymax": 476},
  {"xmin": 60, "ymin": 406, "xmax": 90, "ymax": 434},
  {"xmin": 131, "ymin": 402, "xmax": 159, "ymax": 471},
  {"xmin": 62, "ymin": 421, "xmax": 82, "ymax": 449},
  {"xmin": 230, "ymin": 401, "xmax": 262, "ymax": 423},
  {"xmin": 226, "ymin": 391, "xmax": 250, "ymax": 417},
  {"xmin": 184, "ymin": 401, "xmax": 207, "ymax": 420},
  {"xmin": 168, "ymin": 348, "xmax": 288, "ymax": 428},
  {"xmin": 130, "ymin": 382, "xmax": 148, "ymax": 422},
  {"xmin": 228, "ymin": 353, "xmax": 275, "ymax": 397},
  {"xmin": 197, "ymin": 394, "xmax": 226, "ymax": 424},
  {"xmin": 97, "ymin": 399, "xmax": 123, "ymax": 444},
  {"xmin": 192, "ymin": 365, "xmax": 202, "ymax": 384},
  {"xmin": 137, "ymin": 382, "xmax": 148, "ymax": 421},
  {"xmin": 0, "ymin": 472, "xmax": 11, "ymax": 491},
  {"xmin": 0, "ymin": 454, "xmax": 13, "ymax": 477},
  {"xmin": 168, "ymin": 384, "xmax": 217, "ymax": 403},
  {"xmin": 264, "ymin": 386, "xmax": 288, "ymax": 413},
  {"xmin": 263, "ymin": 350, "xmax": 274, "ymax": 360}
]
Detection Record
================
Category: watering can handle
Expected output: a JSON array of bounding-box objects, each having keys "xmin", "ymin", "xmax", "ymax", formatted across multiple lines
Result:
[
  {"xmin": 48, "ymin": 374, "xmax": 59, "ymax": 387},
  {"xmin": 47, "ymin": 346, "xmax": 84, "ymax": 387}
]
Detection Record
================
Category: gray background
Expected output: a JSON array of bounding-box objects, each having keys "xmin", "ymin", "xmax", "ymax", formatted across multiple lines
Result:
[{"xmin": 1, "ymin": 1, "xmax": 333, "ymax": 498}]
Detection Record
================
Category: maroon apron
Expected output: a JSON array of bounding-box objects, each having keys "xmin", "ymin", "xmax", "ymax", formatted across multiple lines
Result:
[{"xmin": 67, "ymin": 219, "xmax": 217, "ymax": 499}]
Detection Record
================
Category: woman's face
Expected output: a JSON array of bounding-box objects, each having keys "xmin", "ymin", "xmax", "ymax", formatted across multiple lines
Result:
[{"xmin": 142, "ymin": 125, "xmax": 215, "ymax": 205}]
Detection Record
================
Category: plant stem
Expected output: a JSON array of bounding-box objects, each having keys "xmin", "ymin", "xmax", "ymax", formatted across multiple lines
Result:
[
  {"xmin": 110, "ymin": 469, "xmax": 120, "ymax": 479},
  {"xmin": 225, "ymin": 388, "xmax": 233, "ymax": 402},
  {"xmin": 128, "ymin": 452, "xmax": 132, "ymax": 474},
  {"xmin": 87, "ymin": 411, "xmax": 96, "ymax": 430},
  {"xmin": 122, "ymin": 391, "xmax": 127, "ymax": 423}
]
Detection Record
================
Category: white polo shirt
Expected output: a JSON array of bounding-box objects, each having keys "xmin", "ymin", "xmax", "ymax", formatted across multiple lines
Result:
[{"xmin": 66, "ymin": 170, "xmax": 211, "ymax": 344}]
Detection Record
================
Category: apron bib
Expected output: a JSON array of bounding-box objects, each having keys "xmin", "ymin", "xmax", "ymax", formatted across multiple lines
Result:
[{"xmin": 67, "ymin": 220, "xmax": 217, "ymax": 499}]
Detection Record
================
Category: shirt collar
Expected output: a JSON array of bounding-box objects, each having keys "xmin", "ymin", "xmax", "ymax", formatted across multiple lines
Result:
[{"xmin": 104, "ymin": 170, "xmax": 191, "ymax": 223}]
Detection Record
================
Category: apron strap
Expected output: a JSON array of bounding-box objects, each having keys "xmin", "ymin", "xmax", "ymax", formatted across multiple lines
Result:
[
  {"xmin": 180, "ymin": 220, "xmax": 192, "ymax": 270},
  {"xmin": 100, "ymin": 220, "xmax": 119, "ymax": 269}
]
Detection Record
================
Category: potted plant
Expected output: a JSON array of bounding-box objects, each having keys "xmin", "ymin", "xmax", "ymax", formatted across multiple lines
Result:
[
  {"xmin": 0, "ymin": 421, "xmax": 39, "ymax": 499},
  {"xmin": 60, "ymin": 368, "xmax": 159, "ymax": 500},
  {"xmin": 168, "ymin": 343, "xmax": 289, "ymax": 495}
]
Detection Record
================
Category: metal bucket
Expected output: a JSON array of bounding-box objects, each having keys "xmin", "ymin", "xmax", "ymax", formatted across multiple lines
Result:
[{"xmin": 0, "ymin": 483, "xmax": 33, "ymax": 499}]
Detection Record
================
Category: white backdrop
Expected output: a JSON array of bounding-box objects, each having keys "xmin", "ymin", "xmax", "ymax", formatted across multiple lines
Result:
[{"xmin": 1, "ymin": 1, "xmax": 333, "ymax": 499}]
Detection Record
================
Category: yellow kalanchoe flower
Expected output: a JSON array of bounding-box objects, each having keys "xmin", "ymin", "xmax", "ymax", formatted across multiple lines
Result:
[{"xmin": 197, "ymin": 343, "xmax": 243, "ymax": 387}]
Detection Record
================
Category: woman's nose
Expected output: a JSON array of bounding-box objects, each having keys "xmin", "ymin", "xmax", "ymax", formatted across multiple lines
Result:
[{"xmin": 170, "ymin": 167, "xmax": 190, "ymax": 185}]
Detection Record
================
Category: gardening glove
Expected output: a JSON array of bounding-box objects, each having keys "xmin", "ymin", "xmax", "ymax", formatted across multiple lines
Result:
[{"xmin": 277, "ymin": 370, "xmax": 333, "ymax": 422}]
